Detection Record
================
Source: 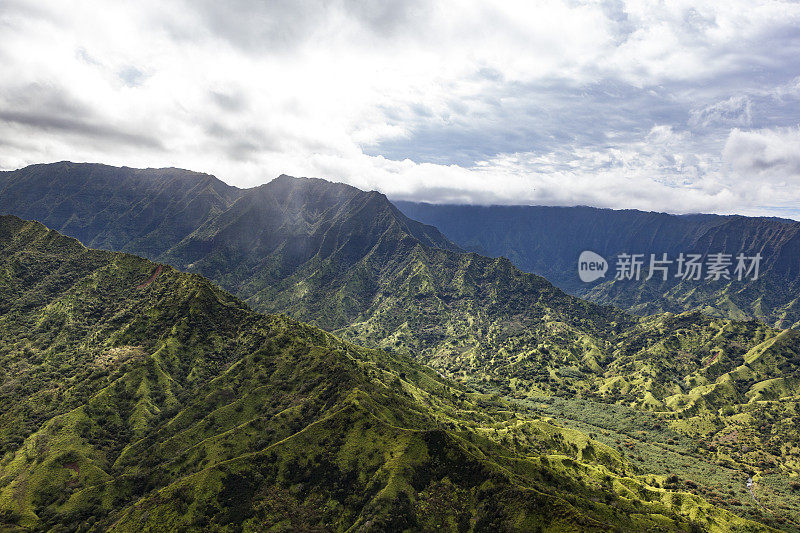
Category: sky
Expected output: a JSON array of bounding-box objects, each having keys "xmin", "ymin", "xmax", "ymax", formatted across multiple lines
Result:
[{"xmin": 2, "ymin": 1, "xmax": 800, "ymax": 218}]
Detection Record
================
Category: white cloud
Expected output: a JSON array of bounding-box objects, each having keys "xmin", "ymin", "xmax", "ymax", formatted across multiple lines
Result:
[
  {"xmin": 690, "ymin": 96, "xmax": 752, "ymax": 129},
  {"xmin": 1, "ymin": 0, "xmax": 800, "ymax": 218},
  {"xmin": 723, "ymin": 127, "xmax": 800, "ymax": 178}
]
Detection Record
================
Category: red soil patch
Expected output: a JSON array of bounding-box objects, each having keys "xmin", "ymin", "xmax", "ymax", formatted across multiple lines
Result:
[
  {"xmin": 704, "ymin": 351, "xmax": 720, "ymax": 368},
  {"xmin": 136, "ymin": 265, "xmax": 163, "ymax": 289},
  {"xmin": 64, "ymin": 462, "xmax": 80, "ymax": 474},
  {"xmin": 717, "ymin": 429, "xmax": 739, "ymax": 443}
]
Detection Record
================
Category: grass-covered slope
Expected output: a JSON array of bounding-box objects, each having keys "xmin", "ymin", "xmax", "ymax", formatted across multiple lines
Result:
[
  {"xmin": 473, "ymin": 310, "xmax": 800, "ymax": 531},
  {"xmin": 161, "ymin": 174, "xmax": 460, "ymax": 328},
  {"xmin": 0, "ymin": 215, "xmax": 774, "ymax": 532}
]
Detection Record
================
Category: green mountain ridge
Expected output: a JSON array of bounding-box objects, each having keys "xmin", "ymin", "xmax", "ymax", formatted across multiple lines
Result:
[
  {"xmin": 0, "ymin": 214, "xmax": 774, "ymax": 532},
  {"xmin": 0, "ymin": 163, "xmax": 639, "ymax": 391},
  {"xmin": 0, "ymin": 162, "xmax": 243, "ymax": 258},
  {"xmin": 161, "ymin": 173, "xmax": 461, "ymax": 330}
]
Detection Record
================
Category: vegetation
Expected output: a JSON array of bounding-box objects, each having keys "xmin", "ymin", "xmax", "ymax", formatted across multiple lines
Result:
[
  {"xmin": 2, "ymin": 165, "xmax": 798, "ymax": 530},
  {"xmin": 0, "ymin": 161, "xmax": 242, "ymax": 258},
  {"xmin": 0, "ymin": 215, "xmax": 779, "ymax": 531}
]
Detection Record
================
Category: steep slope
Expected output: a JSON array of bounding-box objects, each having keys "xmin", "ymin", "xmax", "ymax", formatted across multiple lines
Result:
[
  {"xmin": 162, "ymin": 174, "xmax": 460, "ymax": 329},
  {"xmin": 0, "ymin": 161, "xmax": 243, "ymax": 257},
  {"xmin": 0, "ymin": 164, "xmax": 641, "ymax": 408},
  {"xmin": 395, "ymin": 202, "xmax": 800, "ymax": 328},
  {"xmin": 154, "ymin": 177, "xmax": 632, "ymax": 373},
  {"xmin": 0, "ymin": 215, "xmax": 772, "ymax": 532},
  {"xmin": 584, "ymin": 217, "xmax": 800, "ymax": 329}
]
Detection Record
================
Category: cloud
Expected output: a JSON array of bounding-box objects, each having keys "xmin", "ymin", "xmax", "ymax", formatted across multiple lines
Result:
[
  {"xmin": 1, "ymin": 0, "xmax": 800, "ymax": 218},
  {"xmin": 210, "ymin": 91, "xmax": 247, "ymax": 113},
  {"xmin": 690, "ymin": 96, "xmax": 752, "ymax": 129},
  {"xmin": 723, "ymin": 127, "xmax": 800, "ymax": 177},
  {"xmin": 118, "ymin": 66, "xmax": 147, "ymax": 88},
  {"xmin": 363, "ymin": 79, "xmax": 687, "ymax": 166},
  {"xmin": 0, "ymin": 83, "xmax": 162, "ymax": 149},
  {"xmin": 0, "ymin": 110, "xmax": 162, "ymax": 148}
]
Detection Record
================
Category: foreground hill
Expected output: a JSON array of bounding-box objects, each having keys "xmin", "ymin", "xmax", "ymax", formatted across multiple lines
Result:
[
  {"xmin": 395, "ymin": 202, "xmax": 800, "ymax": 329},
  {"xmin": 0, "ymin": 215, "xmax": 771, "ymax": 532}
]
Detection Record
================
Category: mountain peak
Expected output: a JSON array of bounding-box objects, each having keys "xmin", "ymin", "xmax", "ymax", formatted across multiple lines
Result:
[{"xmin": 264, "ymin": 173, "xmax": 363, "ymax": 196}]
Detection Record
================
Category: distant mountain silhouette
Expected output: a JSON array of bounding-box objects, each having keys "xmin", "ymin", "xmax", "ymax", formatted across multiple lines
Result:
[{"xmin": 396, "ymin": 201, "xmax": 800, "ymax": 328}]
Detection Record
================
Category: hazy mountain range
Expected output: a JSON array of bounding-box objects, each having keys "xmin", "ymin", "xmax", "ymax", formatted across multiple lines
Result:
[{"xmin": 396, "ymin": 202, "xmax": 800, "ymax": 329}]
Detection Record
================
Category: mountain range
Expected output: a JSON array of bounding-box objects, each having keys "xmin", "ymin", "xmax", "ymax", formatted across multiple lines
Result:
[
  {"xmin": 396, "ymin": 202, "xmax": 800, "ymax": 329},
  {"xmin": 0, "ymin": 162, "xmax": 243, "ymax": 258},
  {"xmin": 1, "ymin": 162, "xmax": 799, "ymax": 530},
  {"xmin": 0, "ymin": 163, "xmax": 632, "ymax": 383},
  {"xmin": 0, "ymin": 214, "xmax": 776, "ymax": 532}
]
